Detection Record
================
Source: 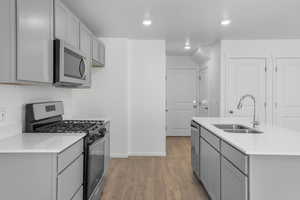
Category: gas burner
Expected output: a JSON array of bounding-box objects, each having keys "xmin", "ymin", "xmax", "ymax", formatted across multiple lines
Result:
[{"xmin": 35, "ymin": 120, "xmax": 105, "ymax": 135}]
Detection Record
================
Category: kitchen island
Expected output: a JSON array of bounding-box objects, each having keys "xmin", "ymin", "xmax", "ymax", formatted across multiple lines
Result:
[{"xmin": 191, "ymin": 117, "xmax": 300, "ymax": 200}]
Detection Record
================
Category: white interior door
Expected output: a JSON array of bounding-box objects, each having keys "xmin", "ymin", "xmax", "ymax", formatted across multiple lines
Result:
[
  {"xmin": 225, "ymin": 58, "xmax": 267, "ymax": 123},
  {"xmin": 166, "ymin": 67, "xmax": 198, "ymax": 136},
  {"xmin": 274, "ymin": 58, "xmax": 300, "ymax": 131},
  {"xmin": 199, "ymin": 68, "xmax": 209, "ymax": 117}
]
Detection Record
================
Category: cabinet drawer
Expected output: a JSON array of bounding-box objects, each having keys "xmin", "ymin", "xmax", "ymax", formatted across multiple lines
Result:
[
  {"xmin": 201, "ymin": 128, "xmax": 220, "ymax": 150},
  {"xmin": 58, "ymin": 155, "xmax": 83, "ymax": 200},
  {"xmin": 72, "ymin": 186, "xmax": 83, "ymax": 200},
  {"xmin": 58, "ymin": 139, "xmax": 83, "ymax": 172},
  {"xmin": 221, "ymin": 141, "xmax": 248, "ymax": 175},
  {"xmin": 221, "ymin": 157, "xmax": 248, "ymax": 200}
]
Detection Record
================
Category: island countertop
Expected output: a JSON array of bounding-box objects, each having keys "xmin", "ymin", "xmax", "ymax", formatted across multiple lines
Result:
[{"xmin": 193, "ymin": 117, "xmax": 300, "ymax": 156}]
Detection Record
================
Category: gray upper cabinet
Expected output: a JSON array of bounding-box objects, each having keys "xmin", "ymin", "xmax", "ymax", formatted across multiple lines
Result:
[
  {"xmin": 0, "ymin": 0, "xmax": 53, "ymax": 84},
  {"xmin": 80, "ymin": 24, "xmax": 92, "ymax": 57},
  {"xmin": 54, "ymin": 0, "xmax": 80, "ymax": 49},
  {"xmin": 221, "ymin": 157, "xmax": 248, "ymax": 200},
  {"xmin": 92, "ymin": 37, "xmax": 105, "ymax": 67},
  {"xmin": 16, "ymin": 0, "xmax": 53, "ymax": 83},
  {"xmin": 0, "ymin": 0, "xmax": 16, "ymax": 83},
  {"xmin": 200, "ymin": 138, "xmax": 221, "ymax": 200}
]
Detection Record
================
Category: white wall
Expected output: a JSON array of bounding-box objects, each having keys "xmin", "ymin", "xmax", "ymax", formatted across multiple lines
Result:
[
  {"xmin": 72, "ymin": 38, "xmax": 129, "ymax": 158},
  {"xmin": 220, "ymin": 39, "xmax": 300, "ymax": 117},
  {"xmin": 128, "ymin": 40, "xmax": 166, "ymax": 156},
  {"xmin": 0, "ymin": 85, "xmax": 72, "ymax": 139},
  {"xmin": 72, "ymin": 38, "xmax": 166, "ymax": 157},
  {"xmin": 167, "ymin": 51, "xmax": 221, "ymax": 118},
  {"xmin": 205, "ymin": 43, "xmax": 221, "ymax": 117},
  {"xmin": 167, "ymin": 56, "xmax": 198, "ymax": 67}
]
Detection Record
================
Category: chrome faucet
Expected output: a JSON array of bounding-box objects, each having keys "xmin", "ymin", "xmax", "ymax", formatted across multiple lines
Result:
[{"xmin": 237, "ymin": 94, "xmax": 260, "ymax": 128}]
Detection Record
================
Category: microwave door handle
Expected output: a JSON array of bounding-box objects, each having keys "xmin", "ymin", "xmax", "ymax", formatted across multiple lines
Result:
[{"xmin": 79, "ymin": 58, "xmax": 85, "ymax": 78}]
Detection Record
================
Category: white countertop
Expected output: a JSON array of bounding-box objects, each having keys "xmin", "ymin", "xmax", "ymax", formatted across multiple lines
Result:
[
  {"xmin": 0, "ymin": 133, "xmax": 86, "ymax": 153},
  {"xmin": 193, "ymin": 117, "xmax": 300, "ymax": 156}
]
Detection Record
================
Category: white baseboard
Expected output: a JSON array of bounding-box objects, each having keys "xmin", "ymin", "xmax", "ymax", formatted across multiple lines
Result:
[
  {"xmin": 110, "ymin": 153, "xmax": 129, "ymax": 158},
  {"xmin": 167, "ymin": 134, "xmax": 191, "ymax": 137},
  {"xmin": 128, "ymin": 152, "xmax": 166, "ymax": 157}
]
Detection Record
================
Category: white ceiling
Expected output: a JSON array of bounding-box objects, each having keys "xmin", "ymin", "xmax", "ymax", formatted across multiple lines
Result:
[{"xmin": 62, "ymin": 0, "xmax": 300, "ymax": 55}]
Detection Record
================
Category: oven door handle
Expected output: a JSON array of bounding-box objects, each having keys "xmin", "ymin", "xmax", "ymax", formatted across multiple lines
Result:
[{"xmin": 88, "ymin": 137, "xmax": 105, "ymax": 146}]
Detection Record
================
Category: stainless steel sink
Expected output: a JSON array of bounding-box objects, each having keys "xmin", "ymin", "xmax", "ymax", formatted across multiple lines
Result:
[
  {"xmin": 223, "ymin": 129, "xmax": 263, "ymax": 134},
  {"xmin": 213, "ymin": 124, "xmax": 263, "ymax": 134},
  {"xmin": 214, "ymin": 124, "xmax": 249, "ymax": 130}
]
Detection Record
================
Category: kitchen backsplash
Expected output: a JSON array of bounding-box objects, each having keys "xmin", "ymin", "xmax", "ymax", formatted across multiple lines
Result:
[{"xmin": 0, "ymin": 85, "xmax": 72, "ymax": 139}]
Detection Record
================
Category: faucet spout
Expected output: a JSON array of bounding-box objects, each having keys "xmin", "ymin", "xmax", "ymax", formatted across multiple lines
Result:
[{"xmin": 236, "ymin": 94, "xmax": 259, "ymax": 128}]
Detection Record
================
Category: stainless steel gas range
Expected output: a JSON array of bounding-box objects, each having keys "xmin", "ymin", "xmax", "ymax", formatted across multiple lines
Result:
[{"xmin": 24, "ymin": 101, "xmax": 110, "ymax": 200}]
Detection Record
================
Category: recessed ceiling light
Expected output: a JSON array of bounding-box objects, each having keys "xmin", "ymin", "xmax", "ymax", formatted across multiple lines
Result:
[
  {"xmin": 221, "ymin": 19, "xmax": 231, "ymax": 26},
  {"xmin": 184, "ymin": 40, "xmax": 191, "ymax": 50},
  {"xmin": 184, "ymin": 45, "xmax": 191, "ymax": 50},
  {"xmin": 142, "ymin": 19, "xmax": 152, "ymax": 26}
]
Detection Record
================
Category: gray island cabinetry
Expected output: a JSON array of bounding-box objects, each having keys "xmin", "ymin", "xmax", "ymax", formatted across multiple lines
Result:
[{"xmin": 191, "ymin": 117, "xmax": 300, "ymax": 200}]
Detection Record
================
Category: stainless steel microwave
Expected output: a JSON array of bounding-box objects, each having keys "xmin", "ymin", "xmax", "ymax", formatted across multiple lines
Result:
[{"xmin": 54, "ymin": 39, "xmax": 89, "ymax": 87}]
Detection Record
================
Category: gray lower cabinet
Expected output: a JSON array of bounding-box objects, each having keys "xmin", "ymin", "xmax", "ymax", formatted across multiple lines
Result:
[
  {"xmin": 200, "ymin": 138, "xmax": 220, "ymax": 200},
  {"xmin": 191, "ymin": 122, "xmax": 200, "ymax": 178},
  {"xmin": 193, "ymin": 123, "xmax": 248, "ymax": 200},
  {"xmin": 221, "ymin": 157, "xmax": 248, "ymax": 200},
  {"xmin": 0, "ymin": 139, "xmax": 84, "ymax": 200}
]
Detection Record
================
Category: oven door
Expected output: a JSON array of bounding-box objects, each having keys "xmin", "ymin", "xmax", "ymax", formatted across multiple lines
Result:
[
  {"xmin": 54, "ymin": 39, "xmax": 89, "ymax": 86},
  {"xmin": 87, "ymin": 136, "xmax": 105, "ymax": 199}
]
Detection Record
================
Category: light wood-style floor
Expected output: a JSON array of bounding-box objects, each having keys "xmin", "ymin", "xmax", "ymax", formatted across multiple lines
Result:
[{"xmin": 101, "ymin": 137, "xmax": 209, "ymax": 200}]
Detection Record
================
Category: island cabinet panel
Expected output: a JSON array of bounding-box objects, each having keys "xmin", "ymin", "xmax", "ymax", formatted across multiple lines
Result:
[
  {"xmin": 201, "ymin": 128, "xmax": 220, "ymax": 150},
  {"xmin": 200, "ymin": 137, "xmax": 221, "ymax": 200},
  {"xmin": 221, "ymin": 141, "xmax": 248, "ymax": 174},
  {"xmin": 191, "ymin": 122, "xmax": 200, "ymax": 178},
  {"xmin": 221, "ymin": 157, "xmax": 248, "ymax": 200},
  {"xmin": 16, "ymin": 0, "xmax": 53, "ymax": 83}
]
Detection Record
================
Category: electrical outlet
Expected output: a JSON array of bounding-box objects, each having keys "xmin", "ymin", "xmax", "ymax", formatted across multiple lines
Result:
[{"xmin": 0, "ymin": 109, "xmax": 6, "ymax": 122}]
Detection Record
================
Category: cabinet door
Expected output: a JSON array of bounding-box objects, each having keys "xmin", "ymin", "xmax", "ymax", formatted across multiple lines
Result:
[
  {"xmin": 221, "ymin": 157, "xmax": 248, "ymax": 200},
  {"xmin": 92, "ymin": 37, "xmax": 99, "ymax": 62},
  {"xmin": 0, "ymin": 0, "xmax": 15, "ymax": 82},
  {"xmin": 200, "ymin": 138, "xmax": 220, "ymax": 200},
  {"xmin": 191, "ymin": 125, "xmax": 200, "ymax": 177},
  {"xmin": 274, "ymin": 58, "xmax": 300, "ymax": 131},
  {"xmin": 104, "ymin": 127, "xmax": 111, "ymax": 174},
  {"xmin": 16, "ymin": 0, "xmax": 53, "ymax": 83},
  {"xmin": 225, "ymin": 58, "xmax": 267, "ymax": 123},
  {"xmin": 55, "ymin": 0, "xmax": 79, "ymax": 49},
  {"xmin": 99, "ymin": 41, "xmax": 105, "ymax": 66},
  {"xmin": 80, "ymin": 24, "xmax": 92, "ymax": 57},
  {"xmin": 54, "ymin": 0, "xmax": 68, "ymax": 41},
  {"xmin": 68, "ymin": 14, "xmax": 80, "ymax": 49}
]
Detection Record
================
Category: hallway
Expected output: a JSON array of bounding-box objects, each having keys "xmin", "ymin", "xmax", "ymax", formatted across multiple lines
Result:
[{"xmin": 102, "ymin": 137, "xmax": 209, "ymax": 200}]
